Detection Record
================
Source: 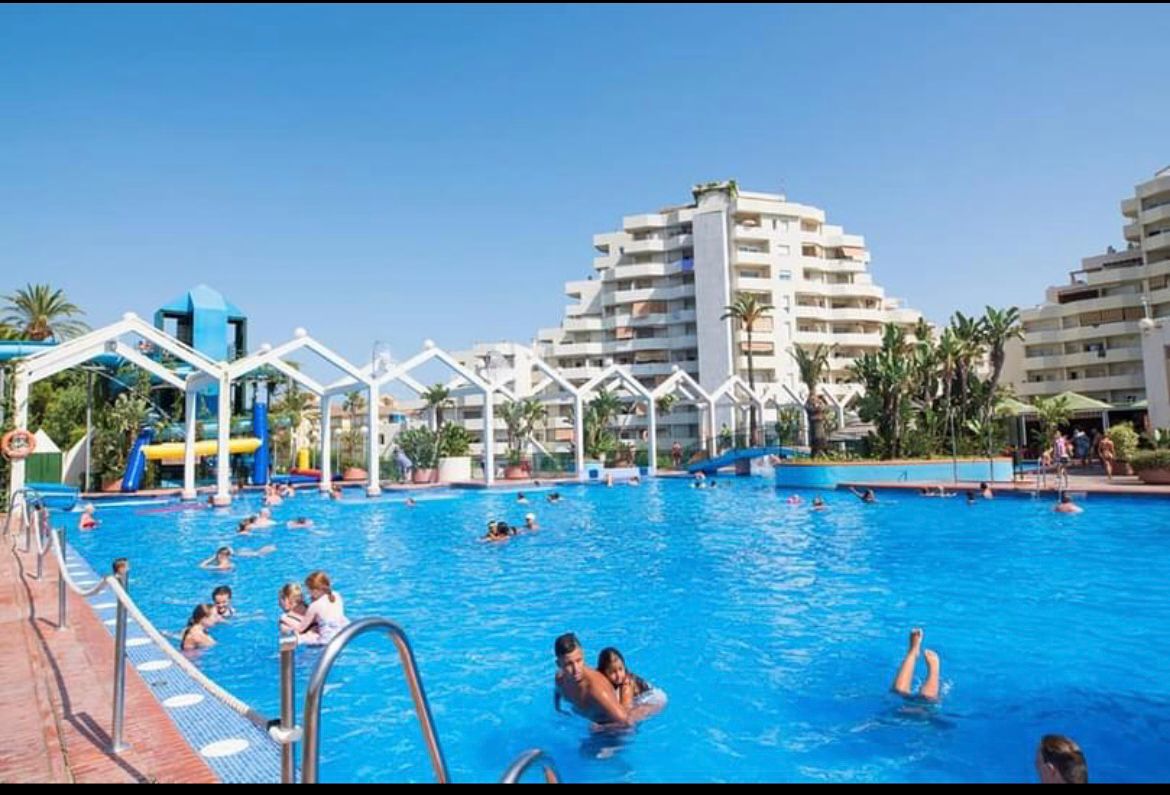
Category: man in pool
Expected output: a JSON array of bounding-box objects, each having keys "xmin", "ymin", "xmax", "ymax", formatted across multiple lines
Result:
[
  {"xmin": 1053, "ymin": 492, "xmax": 1084, "ymax": 514},
  {"xmin": 553, "ymin": 633, "xmax": 651, "ymax": 730},
  {"xmin": 1035, "ymin": 734, "xmax": 1088, "ymax": 783},
  {"xmin": 890, "ymin": 627, "xmax": 940, "ymax": 701},
  {"xmin": 849, "ymin": 487, "xmax": 877, "ymax": 504}
]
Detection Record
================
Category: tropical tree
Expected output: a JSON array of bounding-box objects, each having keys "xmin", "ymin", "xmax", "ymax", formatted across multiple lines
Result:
[
  {"xmin": 1, "ymin": 284, "xmax": 89, "ymax": 341},
  {"xmin": 790, "ymin": 344, "xmax": 834, "ymax": 457},
  {"xmin": 656, "ymin": 393, "xmax": 678, "ymax": 416},
  {"xmin": 576, "ymin": 388, "xmax": 624, "ymax": 460},
  {"xmin": 499, "ymin": 397, "xmax": 547, "ymax": 465},
  {"xmin": 270, "ymin": 382, "xmax": 318, "ymax": 467},
  {"xmin": 849, "ymin": 325, "xmax": 913, "ymax": 458},
  {"xmin": 422, "ymin": 384, "xmax": 452, "ymax": 429},
  {"xmin": 721, "ymin": 293, "xmax": 773, "ymax": 444},
  {"xmin": 1032, "ymin": 394, "xmax": 1072, "ymax": 447},
  {"xmin": 341, "ymin": 390, "xmax": 366, "ymax": 464}
]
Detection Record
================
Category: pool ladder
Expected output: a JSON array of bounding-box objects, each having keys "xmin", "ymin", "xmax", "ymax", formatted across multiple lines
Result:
[{"xmin": 281, "ymin": 617, "xmax": 560, "ymax": 783}]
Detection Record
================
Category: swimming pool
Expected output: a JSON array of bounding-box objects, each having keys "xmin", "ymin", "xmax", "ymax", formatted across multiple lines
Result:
[{"xmin": 64, "ymin": 480, "xmax": 1170, "ymax": 782}]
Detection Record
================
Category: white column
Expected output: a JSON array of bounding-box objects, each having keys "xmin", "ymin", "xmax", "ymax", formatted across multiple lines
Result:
[
  {"xmin": 646, "ymin": 399, "xmax": 658, "ymax": 476},
  {"xmin": 707, "ymin": 398, "xmax": 717, "ymax": 457},
  {"xmin": 366, "ymin": 383, "xmax": 381, "ymax": 496},
  {"xmin": 214, "ymin": 376, "xmax": 232, "ymax": 506},
  {"xmin": 9, "ymin": 371, "xmax": 30, "ymax": 501},
  {"xmin": 573, "ymin": 393, "xmax": 585, "ymax": 481},
  {"xmin": 320, "ymin": 395, "xmax": 333, "ymax": 492},
  {"xmin": 182, "ymin": 387, "xmax": 198, "ymax": 500},
  {"xmin": 483, "ymin": 390, "xmax": 495, "ymax": 486}
]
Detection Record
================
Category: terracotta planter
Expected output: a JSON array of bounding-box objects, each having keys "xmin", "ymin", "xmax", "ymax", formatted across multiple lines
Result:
[
  {"xmin": 342, "ymin": 467, "xmax": 368, "ymax": 481},
  {"xmin": 1115, "ymin": 461, "xmax": 1134, "ymax": 477},
  {"xmin": 101, "ymin": 478, "xmax": 123, "ymax": 493},
  {"xmin": 1136, "ymin": 467, "xmax": 1170, "ymax": 484},
  {"xmin": 412, "ymin": 468, "xmax": 436, "ymax": 484},
  {"xmin": 437, "ymin": 456, "xmax": 471, "ymax": 483},
  {"xmin": 505, "ymin": 465, "xmax": 527, "ymax": 480}
]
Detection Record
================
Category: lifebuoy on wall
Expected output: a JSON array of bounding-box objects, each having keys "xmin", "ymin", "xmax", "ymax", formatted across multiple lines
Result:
[{"xmin": 1, "ymin": 429, "xmax": 36, "ymax": 460}]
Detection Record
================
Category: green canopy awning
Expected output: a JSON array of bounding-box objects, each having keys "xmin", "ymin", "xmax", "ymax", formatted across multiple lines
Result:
[
  {"xmin": 1052, "ymin": 391, "xmax": 1113, "ymax": 413},
  {"xmin": 995, "ymin": 397, "xmax": 1037, "ymax": 416}
]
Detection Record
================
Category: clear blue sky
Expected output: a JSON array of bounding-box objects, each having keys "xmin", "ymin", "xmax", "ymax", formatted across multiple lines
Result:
[{"xmin": 2, "ymin": 3, "xmax": 1167, "ymax": 368}]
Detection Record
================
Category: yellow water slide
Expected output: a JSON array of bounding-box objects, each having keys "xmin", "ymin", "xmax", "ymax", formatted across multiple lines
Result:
[{"xmin": 142, "ymin": 437, "xmax": 262, "ymax": 462}]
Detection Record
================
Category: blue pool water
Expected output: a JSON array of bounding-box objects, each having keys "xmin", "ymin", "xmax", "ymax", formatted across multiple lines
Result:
[{"xmin": 65, "ymin": 480, "xmax": 1170, "ymax": 783}]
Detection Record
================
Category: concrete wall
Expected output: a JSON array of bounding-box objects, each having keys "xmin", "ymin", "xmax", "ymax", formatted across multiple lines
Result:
[{"xmin": 776, "ymin": 458, "xmax": 1014, "ymax": 489}]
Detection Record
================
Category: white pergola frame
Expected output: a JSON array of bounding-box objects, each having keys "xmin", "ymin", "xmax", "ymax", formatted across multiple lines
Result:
[
  {"xmin": 710, "ymin": 375, "xmax": 766, "ymax": 445},
  {"xmin": 327, "ymin": 342, "xmax": 501, "ymax": 484},
  {"xmin": 652, "ymin": 368, "xmax": 716, "ymax": 455},
  {"xmin": 227, "ymin": 329, "xmax": 380, "ymax": 496},
  {"xmin": 498, "ymin": 347, "xmax": 586, "ymax": 480},
  {"xmin": 9, "ymin": 313, "xmax": 229, "ymax": 504},
  {"xmin": 580, "ymin": 364, "xmax": 657, "ymax": 475}
]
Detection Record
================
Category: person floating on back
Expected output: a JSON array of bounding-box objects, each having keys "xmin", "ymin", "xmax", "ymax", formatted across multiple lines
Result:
[
  {"xmin": 890, "ymin": 628, "xmax": 941, "ymax": 702},
  {"xmin": 1035, "ymin": 734, "xmax": 1088, "ymax": 783}
]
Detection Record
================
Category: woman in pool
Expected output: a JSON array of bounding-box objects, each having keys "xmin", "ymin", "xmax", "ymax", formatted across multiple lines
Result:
[
  {"xmin": 482, "ymin": 520, "xmax": 515, "ymax": 542},
  {"xmin": 597, "ymin": 647, "xmax": 667, "ymax": 716},
  {"xmin": 290, "ymin": 571, "xmax": 349, "ymax": 646},
  {"xmin": 200, "ymin": 546, "xmax": 234, "ymax": 571},
  {"xmin": 287, "ymin": 517, "xmax": 314, "ymax": 529},
  {"xmin": 181, "ymin": 603, "xmax": 219, "ymax": 650},
  {"xmin": 811, "ymin": 496, "xmax": 827, "ymax": 511},
  {"xmin": 546, "ymin": 491, "xmax": 562, "ymax": 504},
  {"xmin": 252, "ymin": 508, "xmax": 275, "ymax": 528}
]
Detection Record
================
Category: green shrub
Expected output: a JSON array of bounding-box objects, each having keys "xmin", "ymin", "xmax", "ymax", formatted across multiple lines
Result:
[
  {"xmin": 397, "ymin": 426, "xmax": 439, "ymax": 469},
  {"xmin": 437, "ymin": 423, "xmax": 472, "ymax": 457},
  {"xmin": 1130, "ymin": 450, "xmax": 1170, "ymax": 472},
  {"xmin": 1107, "ymin": 422, "xmax": 1140, "ymax": 462}
]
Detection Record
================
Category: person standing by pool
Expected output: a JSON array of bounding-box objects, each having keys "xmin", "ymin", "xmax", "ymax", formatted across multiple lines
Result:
[
  {"xmin": 395, "ymin": 447, "xmax": 413, "ymax": 483},
  {"xmin": 1073, "ymin": 428, "xmax": 1091, "ymax": 469},
  {"xmin": 1054, "ymin": 432, "xmax": 1070, "ymax": 489},
  {"xmin": 1035, "ymin": 734, "xmax": 1088, "ymax": 783},
  {"xmin": 553, "ymin": 633, "xmax": 652, "ymax": 730},
  {"xmin": 1097, "ymin": 433, "xmax": 1116, "ymax": 481},
  {"xmin": 890, "ymin": 627, "xmax": 941, "ymax": 701},
  {"xmin": 671, "ymin": 441, "xmax": 683, "ymax": 468},
  {"xmin": 291, "ymin": 571, "xmax": 349, "ymax": 646}
]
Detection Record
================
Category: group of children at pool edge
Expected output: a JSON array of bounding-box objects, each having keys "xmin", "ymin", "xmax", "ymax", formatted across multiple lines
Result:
[{"xmin": 83, "ymin": 479, "xmax": 1089, "ymax": 782}]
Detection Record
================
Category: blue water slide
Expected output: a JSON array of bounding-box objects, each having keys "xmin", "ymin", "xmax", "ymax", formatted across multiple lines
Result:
[
  {"xmin": 121, "ymin": 427, "xmax": 155, "ymax": 492},
  {"xmin": 251, "ymin": 401, "xmax": 269, "ymax": 486},
  {"xmin": 686, "ymin": 446, "xmax": 802, "ymax": 475}
]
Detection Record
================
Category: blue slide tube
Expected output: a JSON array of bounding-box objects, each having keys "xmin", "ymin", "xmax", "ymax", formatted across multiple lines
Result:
[{"xmin": 121, "ymin": 427, "xmax": 155, "ymax": 492}]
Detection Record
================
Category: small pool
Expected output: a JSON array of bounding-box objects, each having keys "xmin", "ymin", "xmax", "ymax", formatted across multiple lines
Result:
[{"xmin": 64, "ymin": 480, "xmax": 1170, "ymax": 782}]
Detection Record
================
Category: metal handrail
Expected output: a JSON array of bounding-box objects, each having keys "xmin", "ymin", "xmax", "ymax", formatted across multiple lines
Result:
[
  {"xmin": 301, "ymin": 617, "xmax": 449, "ymax": 784},
  {"xmin": 44, "ymin": 532, "xmax": 271, "ymax": 752},
  {"xmin": 499, "ymin": 749, "xmax": 561, "ymax": 784},
  {"xmin": 2, "ymin": 487, "xmax": 43, "ymax": 545}
]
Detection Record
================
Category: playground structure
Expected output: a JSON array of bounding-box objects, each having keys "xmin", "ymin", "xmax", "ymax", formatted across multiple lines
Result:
[{"xmin": 3, "ymin": 286, "xmax": 825, "ymax": 507}]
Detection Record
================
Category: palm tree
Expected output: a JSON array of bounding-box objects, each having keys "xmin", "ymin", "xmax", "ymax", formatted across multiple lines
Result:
[
  {"xmin": 722, "ymin": 294, "xmax": 773, "ymax": 444},
  {"xmin": 499, "ymin": 397, "xmax": 547, "ymax": 465},
  {"xmin": 979, "ymin": 306, "xmax": 1023, "ymax": 407},
  {"xmin": 1, "ymin": 284, "xmax": 89, "ymax": 341},
  {"xmin": 422, "ymin": 384, "xmax": 452, "ymax": 430},
  {"xmin": 579, "ymin": 388, "xmax": 623, "ymax": 460},
  {"xmin": 790, "ymin": 344, "xmax": 834, "ymax": 457},
  {"xmin": 271, "ymin": 382, "xmax": 318, "ymax": 467},
  {"xmin": 949, "ymin": 311, "xmax": 984, "ymax": 427},
  {"xmin": 341, "ymin": 390, "xmax": 366, "ymax": 463}
]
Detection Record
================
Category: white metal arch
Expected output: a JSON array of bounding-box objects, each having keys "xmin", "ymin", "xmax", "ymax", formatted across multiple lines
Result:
[
  {"xmin": 579, "ymin": 364, "xmax": 657, "ymax": 475},
  {"xmin": 9, "ymin": 314, "xmax": 231, "ymax": 504},
  {"xmin": 228, "ymin": 330, "xmax": 381, "ymax": 496}
]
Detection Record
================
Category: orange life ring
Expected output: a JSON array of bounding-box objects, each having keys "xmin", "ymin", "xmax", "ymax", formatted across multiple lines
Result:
[{"xmin": 1, "ymin": 429, "xmax": 36, "ymax": 460}]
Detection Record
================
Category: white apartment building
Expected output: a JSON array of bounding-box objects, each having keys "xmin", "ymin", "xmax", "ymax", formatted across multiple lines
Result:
[
  {"xmin": 1005, "ymin": 167, "xmax": 1170, "ymax": 411},
  {"xmin": 534, "ymin": 180, "xmax": 922, "ymax": 447}
]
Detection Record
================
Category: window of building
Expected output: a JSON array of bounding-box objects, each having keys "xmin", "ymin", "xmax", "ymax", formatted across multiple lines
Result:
[{"xmin": 778, "ymin": 269, "xmax": 792, "ymax": 281}]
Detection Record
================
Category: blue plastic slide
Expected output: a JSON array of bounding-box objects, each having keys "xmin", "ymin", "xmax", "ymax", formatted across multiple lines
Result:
[
  {"xmin": 121, "ymin": 427, "xmax": 155, "ymax": 492},
  {"xmin": 251, "ymin": 401, "xmax": 269, "ymax": 486}
]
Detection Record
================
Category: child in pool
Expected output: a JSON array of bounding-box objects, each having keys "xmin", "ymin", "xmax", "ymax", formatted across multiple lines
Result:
[
  {"xmin": 278, "ymin": 582, "xmax": 318, "ymax": 643},
  {"xmin": 597, "ymin": 647, "xmax": 658, "ymax": 710}
]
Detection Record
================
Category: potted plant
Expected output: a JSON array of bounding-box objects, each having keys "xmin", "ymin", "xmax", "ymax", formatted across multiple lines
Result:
[
  {"xmin": 1107, "ymin": 422, "xmax": 1140, "ymax": 476},
  {"xmin": 500, "ymin": 398, "xmax": 546, "ymax": 479},
  {"xmin": 436, "ymin": 423, "xmax": 473, "ymax": 483},
  {"xmin": 397, "ymin": 426, "xmax": 438, "ymax": 484},
  {"xmin": 1131, "ymin": 449, "xmax": 1170, "ymax": 484}
]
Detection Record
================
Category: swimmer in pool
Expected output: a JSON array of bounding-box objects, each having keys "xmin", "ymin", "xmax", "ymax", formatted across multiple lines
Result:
[
  {"xmin": 890, "ymin": 627, "xmax": 941, "ymax": 702},
  {"xmin": 596, "ymin": 646, "xmax": 666, "ymax": 717},
  {"xmin": 287, "ymin": 517, "xmax": 314, "ymax": 529},
  {"xmin": 553, "ymin": 633, "xmax": 656, "ymax": 730}
]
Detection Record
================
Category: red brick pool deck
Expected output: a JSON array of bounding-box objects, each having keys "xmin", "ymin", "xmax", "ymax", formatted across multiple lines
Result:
[{"xmin": 0, "ymin": 521, "xmax": 217, "ymax": 784}]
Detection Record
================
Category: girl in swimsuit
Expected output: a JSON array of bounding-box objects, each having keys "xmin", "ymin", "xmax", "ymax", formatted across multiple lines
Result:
[{"xmin": 597, "ymin": 647, "xmax": 664, "ymax": 710}]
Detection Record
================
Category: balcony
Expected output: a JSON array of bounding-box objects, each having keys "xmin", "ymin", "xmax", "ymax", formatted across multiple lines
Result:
[
  {"xmin": 623, "ymin": 213, "xmax": 668, "ymax": 231},
  {"xmin": 734, "ymin": 276, "xmax": 774, "ymax": 293},
  {"xmin": 1027, "ymin": 320, "xmax": 1138, "ymax": 344},
  {"xmin": 607, "ymin": 285, "xmax": 692, "ymax": 305},
  {"xmin": 1022, "ymin": 347, "xmax": 1144, "ymax": 370},
  {"xmin": 624, "ymin": 237, "xmax": 668, "ymax": 254},
  {"xmin": 1146, "ymin": 230, "xmax": 1170, "ymax": 254},
  {"xmin": 1142, "ymin": 204, "xmax": 1170, "ymax": 226},
  {"xmin": 734, "ymin": 249, "xmax": 771, "ymax": 266},
  {"xmin": 563, "ymin": 315, "xmax": 604, "ymax": 331},
  {"xmin": 1017, "ymin": 373, "xmax": 1145, "ymax": 396}
]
